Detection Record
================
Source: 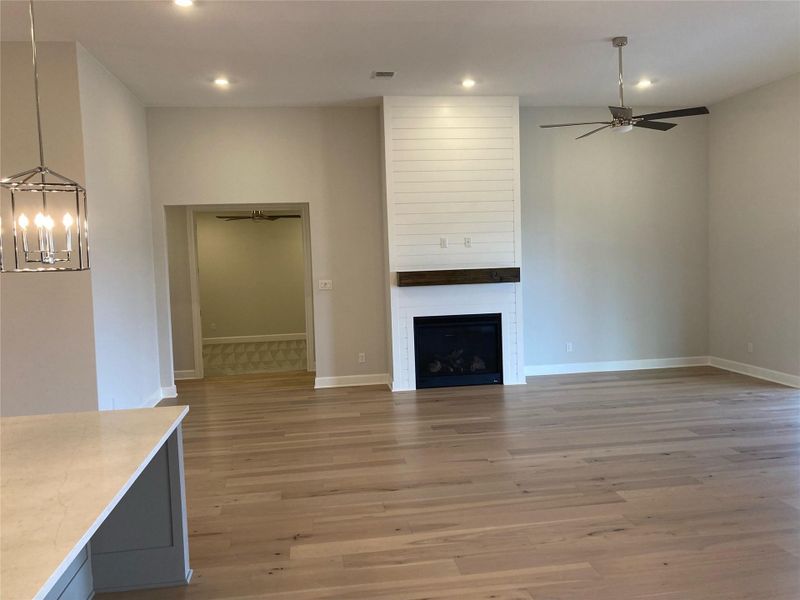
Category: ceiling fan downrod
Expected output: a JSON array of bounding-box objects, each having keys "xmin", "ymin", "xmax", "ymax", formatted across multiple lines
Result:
[{"xmin": 612, "ymin": 36, "xmax": 628, "ymax": 108}]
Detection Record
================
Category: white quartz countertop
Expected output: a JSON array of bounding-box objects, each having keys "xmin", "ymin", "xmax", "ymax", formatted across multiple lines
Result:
[{"xmin": 1, "ymin": 406, "xmax": 189, "ymax": 600}]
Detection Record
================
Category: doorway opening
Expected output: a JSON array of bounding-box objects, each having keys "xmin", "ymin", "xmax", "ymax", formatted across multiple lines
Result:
[{"xmin": 165, "ymin": 204, "xmax": 314, "ymax": 381}]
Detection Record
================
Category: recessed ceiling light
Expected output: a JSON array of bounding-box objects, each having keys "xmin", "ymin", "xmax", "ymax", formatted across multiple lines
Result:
[
  {"xmin": 461, "ymin": 78, "xmax": 476, "ymax": 89},
  {"xmin": 636, "ymin": 79, "xmax": 653, "ymax": 89},
  {"xmin": 174, "ymin": 0, "xmax": 193, "ymax": 7},
  {"xmin": 213, "ymin": 77, "xmax": 230, "ymax": 88}
]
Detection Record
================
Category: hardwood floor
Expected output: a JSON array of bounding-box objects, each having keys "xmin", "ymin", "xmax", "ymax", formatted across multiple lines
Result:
[{"xmin": 104, "ymin": 367, "xmax": 800, "ymax": 599}]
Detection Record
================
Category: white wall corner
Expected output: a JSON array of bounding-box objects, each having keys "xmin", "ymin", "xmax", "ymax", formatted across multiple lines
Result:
[
  {"xmin": 161, "ymin": 385, "xmax": 178, "ymax": 399},
  {"xmin": 708, "ymin": 356, "xmax": 800, "ymax": 388},
  {"xmin": 314, "ymin": 374, "xmax": 390, "ymax": 389}
]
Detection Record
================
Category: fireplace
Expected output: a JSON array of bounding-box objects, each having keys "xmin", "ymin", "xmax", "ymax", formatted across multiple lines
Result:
[{"xmin": 413, "ymin": 313, "xmax": 503, "ymax": 389}]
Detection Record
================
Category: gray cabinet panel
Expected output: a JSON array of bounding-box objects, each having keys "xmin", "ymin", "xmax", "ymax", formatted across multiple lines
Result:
[{"xmin": 91, "ymin": 426, "xmax": 191, "ymax": 592}]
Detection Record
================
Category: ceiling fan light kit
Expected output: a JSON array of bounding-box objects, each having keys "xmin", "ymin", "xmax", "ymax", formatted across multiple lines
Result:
[{"xmin": 540, "ymin": 35, "xmax": 709, "ymax": 140}]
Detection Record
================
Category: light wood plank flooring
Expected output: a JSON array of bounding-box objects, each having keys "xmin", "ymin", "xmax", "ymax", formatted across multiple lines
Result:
[{"xmin": 104, "ymin": 367, "xmax": 800, "ymax": 599}]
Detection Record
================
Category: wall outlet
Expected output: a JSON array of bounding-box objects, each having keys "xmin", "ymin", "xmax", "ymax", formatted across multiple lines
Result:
[
  {"xmin": 464, "ymin": 237, "xmax": 472, "ymax": 248},
  {"xmin": 358, "ymin": 352, "xmax": 366, "ymax": 364},
  {"xmin": 565, "ymin": 342, "xmax": 574, "ymax": 353},
  {"xmin": 747, "ymin": 341, "xmax": 754, "ymax": 354},
  {"xmin": 439, "ymin": 237, "xmax": 448, "ymax": 249},
  {"xmin": 210, "ymin": 322, "xmax": 217, "ymax": 331},
  {"xmin": 318, "ymin": 279, "xmax": 333, "ymax": 290}
]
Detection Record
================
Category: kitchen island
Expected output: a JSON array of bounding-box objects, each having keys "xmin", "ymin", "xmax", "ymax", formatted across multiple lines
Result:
[{"xmin": 1, "ymin": 406, "xmax": 191, "ymax": 599}]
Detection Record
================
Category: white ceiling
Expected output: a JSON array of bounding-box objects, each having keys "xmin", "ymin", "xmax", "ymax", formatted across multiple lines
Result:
[{"xmin": 1, "ymin": 1, "xmax": 798, "ymax": 108}]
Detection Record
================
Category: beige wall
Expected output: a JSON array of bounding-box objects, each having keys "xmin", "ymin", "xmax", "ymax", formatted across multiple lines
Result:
[
  {"xmin": 1, "ymin": 42, "xmax": 98, "ymax": 416},
  {"xmin": 147, "ymin": 107, "xmax": 387, "ymax": 381},
  {"xmin": 196, "ymin": 212, "xmax": 305, "ymax": 338},
  {"xmin": 709, "ymin": 74, "xmax": 800, "ymax": 377},
  {"xmin": 520, "ymin": 107, "xmax": 709, "ymax": 366},
  {"xmin": 165, "ymin": 207, "xmax": 196, "ymax": 373}
]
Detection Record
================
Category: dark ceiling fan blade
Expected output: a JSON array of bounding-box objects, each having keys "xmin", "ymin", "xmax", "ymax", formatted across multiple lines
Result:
[
  {"xmin": 635, "ymin": 106, "xmax": 709, "ymax": 121},
  {"xmin": 576, "ymin": 124, "xmax": 612, "ymax": 139},
  {"xmin": 216, "ymin": 213, "xmax": 302, "ymax": 222},
  {"xmin": 540, "ymin": 121, "xmax": 611, "ymax": 128},
  {"xmin": 634, "ymin": 120, "xmax": 678, "ymax": 131},
  {"xmin": 608, "ymin": 106, "xmax": 633, "ymax": 120}
]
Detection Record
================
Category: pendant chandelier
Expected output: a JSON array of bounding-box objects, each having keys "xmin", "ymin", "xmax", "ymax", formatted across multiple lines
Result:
[{"xmin": 0, "ymin": 0, "xmax": 89, "ymax": 272}]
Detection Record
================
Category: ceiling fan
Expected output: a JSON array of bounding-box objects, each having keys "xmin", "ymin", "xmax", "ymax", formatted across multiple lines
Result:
[
  {"xmin": 540, "ymin": 36, "xmax": 709, "ymax": 139},
  {"xmin": 216, "ymin": 210, "xmax": 301, "ymax": 222}
]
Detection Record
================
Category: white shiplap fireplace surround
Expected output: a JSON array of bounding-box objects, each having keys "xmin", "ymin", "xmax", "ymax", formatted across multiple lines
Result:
[{"xmin": 382, "ymin": 96, "xmax": 525, "ymax": 391}]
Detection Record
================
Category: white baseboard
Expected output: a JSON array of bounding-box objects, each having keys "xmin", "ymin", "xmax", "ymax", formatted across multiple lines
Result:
[
  {"xmin": 525, "ymin": 356, "xmax": 709, "ymax": 377},
  {"xmin": 709, "ymin": 356, "xmax": 800, "ymax": 388},
  {"xmin": 133, "ymin": 386, "xmax": 178, "ymax": 409},
  {"xmin": 314, "ymin": 374, "xmax": 390, "ymax": 389},
  {"xmin": 135, "ymin": 386, "xmax": 175, "ymax": 409},
  {"xmin": 174, "ymin": 370, "xmax": 200, "ymax": 381},
  {"xmin": 145, "ymin": 390, "xmax": 162, "ymax": 408},
  {"xmin": 523, "ymin": 355, "xmax": 798, "ymax": 388}
]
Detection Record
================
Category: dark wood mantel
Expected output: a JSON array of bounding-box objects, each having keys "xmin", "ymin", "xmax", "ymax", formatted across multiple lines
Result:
[{"xmin": 396, "ymin": 267, "xmax": 520, "ymax": 287}]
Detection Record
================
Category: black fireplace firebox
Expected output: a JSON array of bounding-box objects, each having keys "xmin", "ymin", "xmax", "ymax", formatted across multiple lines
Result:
[{"xmin": 414, "ymin": 313, "xmax": 503, "ymax": 389}]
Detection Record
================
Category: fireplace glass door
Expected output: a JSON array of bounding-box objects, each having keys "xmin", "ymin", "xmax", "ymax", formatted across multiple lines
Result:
[{"xmin": 413, "ymin": 313, "xmax": 503, "ymax": 389}]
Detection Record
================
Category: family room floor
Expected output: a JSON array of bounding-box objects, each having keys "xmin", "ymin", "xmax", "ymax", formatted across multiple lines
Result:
[{"xmin": 103, "ymin": 367, "xmax": 800, "ymax": 600}]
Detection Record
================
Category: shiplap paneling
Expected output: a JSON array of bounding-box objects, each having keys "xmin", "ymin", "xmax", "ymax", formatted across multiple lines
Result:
[
  {"xmin": 383, "ymin": 96, "xmax": 520, "ymax": 272},
  {"xmin": 391, "ymin": 128, "xmax": 513, "ymax": 140},
  {"xmin": 391, "ymin": 105, "xmax": 517, "ymax": 118},
  {"xmin": 392, "ymin": 138, "xmax": 515, "ymax": 151},
  {"xmin": 394, "ymin": 182, "xmax": 515, "ymax": 195},
  {"xmin": 394, "ymin": 190, "xmax": 514, "ymax": 203},
  {"xmin": 393, "ymin": 170, "xmax": 514, "ymax": 183}
]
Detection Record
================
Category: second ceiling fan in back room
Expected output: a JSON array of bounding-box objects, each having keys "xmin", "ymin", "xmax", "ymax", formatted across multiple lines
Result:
[
  {"xmin": 215, "ymin": 211, "xmax": 300, "ymax": 222},
  {"xmin": 540, "ymin": 36, "xmax": 709, "ymax": 139}
]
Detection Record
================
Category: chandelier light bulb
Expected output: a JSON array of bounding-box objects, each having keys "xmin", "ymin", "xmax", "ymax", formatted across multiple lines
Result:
[
  {"xmin": 62, "ymin": 213, "xmax": 73, "ymax": 228},
  {"xmin": 34, "ymin": 212, "xmax": 45, "ymax": 228},
  {"xmin": 43, "ymin": 215, "xmax": 54, "ymax": 230},
  {"xmin": 18, "ymin": 213, "xmax": 29, "ymax": 230}
]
